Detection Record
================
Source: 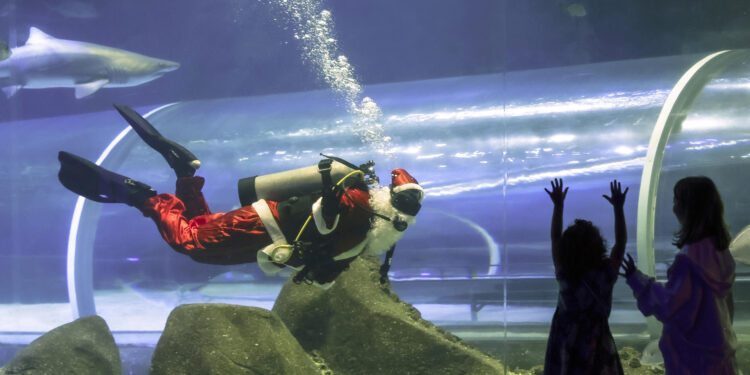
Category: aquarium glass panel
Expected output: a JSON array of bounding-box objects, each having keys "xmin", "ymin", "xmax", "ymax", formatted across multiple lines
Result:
[{"xmin": 1, "ymin": 0, "xmax": 750, "ymax": 373}]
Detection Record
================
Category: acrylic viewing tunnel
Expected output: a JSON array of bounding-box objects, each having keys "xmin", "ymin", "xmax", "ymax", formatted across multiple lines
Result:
[{"xmin": 3, "ymin": 51, "xmax": 750, "ymax": 349}]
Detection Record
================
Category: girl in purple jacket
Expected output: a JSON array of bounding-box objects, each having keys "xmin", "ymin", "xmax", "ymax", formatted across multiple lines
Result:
[{"xmin": 621, "ymin": 176, "xmax": 737, "ymax": 374}]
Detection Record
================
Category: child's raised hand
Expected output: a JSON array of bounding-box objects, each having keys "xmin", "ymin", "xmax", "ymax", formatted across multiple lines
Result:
[
  {"xmin": 619, "ymin": 253, "xmax": 637, "ymax": 278},
  {"xmin": 603, "ymin": 179, "xmax": 628, "ymax": 208},
  {"xmin": 545, "ymin": 178, "xmax": 568, "ymax": 206}
]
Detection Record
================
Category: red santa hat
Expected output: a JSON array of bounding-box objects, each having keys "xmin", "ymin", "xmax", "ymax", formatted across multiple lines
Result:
[
  {"xmin": 389, "ymin": 168, "xmax": 423, "ymax": 216},
  {"xmin": 390, "ymin": 169, "xmax": 422, "ymax": 197}
]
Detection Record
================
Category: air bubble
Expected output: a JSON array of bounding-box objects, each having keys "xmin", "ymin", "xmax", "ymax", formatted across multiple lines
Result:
[{"xmin": 271, "ymin": 0, "xmax": 392, "ymax": 156}]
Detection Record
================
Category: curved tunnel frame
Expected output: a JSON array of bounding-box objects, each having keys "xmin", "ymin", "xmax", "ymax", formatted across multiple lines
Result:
[
  {"xmin": 67, "ymin": 50, "xmax": 744, "ymax": 320},
  {"xmin": 635, "ymin": 49, "xmax": 743, "ymax": 337},
  {"xmin": 67, "ymin": 103, "xmax": 176, "ymax": 318}
]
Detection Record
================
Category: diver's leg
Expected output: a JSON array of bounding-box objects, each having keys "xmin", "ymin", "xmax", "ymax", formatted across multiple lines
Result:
[
  {"xmin": 58, "ymin": 151, "xmax": 156, "ymax": 207},
  {"xmin": 141, "ymin": 196, "xmax": 269, "ymax": 264},
  {"xmin": 175, "ymin": 176, "xmax": 211, "ymax": 219},
  {"xmin": 113, "ymin": 104, "xmax": 201, "ymax": 178},
  {"xmin": 140, "ymin": 193, "xmax": 207, "ymax": 253}
]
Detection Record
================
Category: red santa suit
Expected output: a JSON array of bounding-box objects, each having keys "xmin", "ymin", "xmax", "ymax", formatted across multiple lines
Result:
[
  {"xmin": 139, "ymin": 168, "xmax": 422, "ymax": 286},
  {"xmin": 140, "ymin": 176, "xmax": 370, "ymax": 263}
]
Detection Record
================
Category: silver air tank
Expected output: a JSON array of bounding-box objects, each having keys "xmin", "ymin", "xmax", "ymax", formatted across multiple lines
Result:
[{"xmin": 237, "ymin": 161, "xmax": 359, "ymax": 206}]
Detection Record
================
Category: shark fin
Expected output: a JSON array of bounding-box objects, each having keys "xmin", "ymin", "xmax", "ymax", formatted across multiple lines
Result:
[
  {"xmin": 2, "ymin": 85, "xmax": 22, "ymax": 98},
  {"xmin": 75, "ymin": 79, "xmax": 108, "ymax": 98},
  {"xmin": 27, "ymin": 27, "xmax": 56, "ymax": 45}
]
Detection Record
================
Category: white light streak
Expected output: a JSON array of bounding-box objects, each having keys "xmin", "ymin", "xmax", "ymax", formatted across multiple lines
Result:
[
  {"xmin": 386, "ymin": 90, "xmax": 667, "ymax": 125},
  {"xmin": 424, "ymin": 157, "xmax": 645, "ymax": 197},
  {"xmin": 614, "ymin": 146, "xmax": 635, "ymax": 155},
  {"xmin": 548, "ymin": 133, "xmax": 575, "ymax": 143},
  {"xmin": 454, "ymin": 151, "xmax": 486, "ymax": 159},
  {"xmin": 685, "ymin": 139, "xmax": 748, "ymax": 151},
  {"xmin": 416, "ymin": 153, "xmax": 444, "ymax": 160}
]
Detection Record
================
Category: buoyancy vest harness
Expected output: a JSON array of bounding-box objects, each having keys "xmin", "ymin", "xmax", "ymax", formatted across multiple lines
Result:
[{"xmin": 250, "ymin": 155, "xmax": 399, "ymax": 285}]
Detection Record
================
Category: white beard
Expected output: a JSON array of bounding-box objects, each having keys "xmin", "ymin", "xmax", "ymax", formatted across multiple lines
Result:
[{"xmin": 363, "ymin": 186, "xmax": 417, "ymax": 256}]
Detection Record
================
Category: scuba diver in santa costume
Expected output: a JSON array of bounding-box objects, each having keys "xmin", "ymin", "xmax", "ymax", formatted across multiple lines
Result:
[{"xmin": 57, "ymin": 105, "xmax": 423, "ymax": 288}]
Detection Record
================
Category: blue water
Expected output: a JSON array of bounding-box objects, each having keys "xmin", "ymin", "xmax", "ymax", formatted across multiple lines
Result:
[
  {"xmin": 2, "ymin": 1, "xmax": 750, "ymax": 373},
  {"xmin": 3, "ymin": 54, "xmax": 750, "ymax": 306}
]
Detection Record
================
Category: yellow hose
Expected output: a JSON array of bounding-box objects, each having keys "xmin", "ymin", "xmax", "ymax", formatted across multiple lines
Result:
[{"xmin": 276, "ymin": 169, "xmax": 366, "ymax": 259}]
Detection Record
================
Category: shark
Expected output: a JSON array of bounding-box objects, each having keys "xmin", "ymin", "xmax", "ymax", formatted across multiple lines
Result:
[{"xmin": 0, "ymin": 27, "xmax": 179, "ymax": 99}]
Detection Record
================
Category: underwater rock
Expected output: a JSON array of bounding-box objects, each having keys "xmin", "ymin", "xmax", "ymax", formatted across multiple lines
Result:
[
  {"xmin": 508, "ymin": 364, "xmax": 544, "ymax": 375},
  {"xmin": 149, "ymin": 304, "xmax": 321, "ymax": 375},
  {"xmin": 0, "ymin": 40, "xmax": 9, "ymax": 61},
  {"xmin": 272, "ymin": 256, "xmax": 507, "ymax": 375},
  {"xmin": 618, "ymin": 346, "xmax": 666, "ymax": 375},
  {"xmin": 619, "ymin": 346, "xmax": 641, "ymax": 368},
  {"xmin": 638, "ymin": 339, "xmax": 663, "ymax": 365},
  {"xmin": 737, "ymin": 343, "xmax": 750, "ymax": 375},
  {"xmin": 0, "ymin": 315, "xmax": 120, "ymax": 375}
]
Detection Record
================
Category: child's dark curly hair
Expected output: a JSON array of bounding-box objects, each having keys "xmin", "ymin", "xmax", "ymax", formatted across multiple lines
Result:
[{"xmin": 559, "ymin": 219, "xmax": 608, "ymax": 281}]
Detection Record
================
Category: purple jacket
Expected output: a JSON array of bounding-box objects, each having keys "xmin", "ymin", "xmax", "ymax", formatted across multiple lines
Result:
[{"xmin": 627, "ymin": 237, "xmax": 737, "ymax": 374}]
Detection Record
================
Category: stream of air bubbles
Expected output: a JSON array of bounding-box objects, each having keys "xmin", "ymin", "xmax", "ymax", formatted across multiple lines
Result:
[{"xmin": 268, "ymin": 0, "xmax": 392, "ymax": 156}]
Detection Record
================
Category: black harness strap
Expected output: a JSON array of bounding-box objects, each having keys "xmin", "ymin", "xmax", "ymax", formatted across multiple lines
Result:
[
  {"xmin": 320, "ymin": 153, "xmax": 360, "ymax": 170},
  {"xmin": 379, "ymin": 245, "xmax": 396, "ymax": 284}
]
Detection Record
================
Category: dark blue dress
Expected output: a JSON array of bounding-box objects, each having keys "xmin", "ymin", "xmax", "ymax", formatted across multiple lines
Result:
[{"xmin": 544, "ymin": 260, "xmax": 624, "ymax": 375}]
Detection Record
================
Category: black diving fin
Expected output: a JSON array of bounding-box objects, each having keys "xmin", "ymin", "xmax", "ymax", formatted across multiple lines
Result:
[
  {"xmin": 58, "ymin": 151, "xmax": 156, "ymax": 207},
  {"xmin": 113, "ymin": 104, "xmax": 201, "ymax": 178}
]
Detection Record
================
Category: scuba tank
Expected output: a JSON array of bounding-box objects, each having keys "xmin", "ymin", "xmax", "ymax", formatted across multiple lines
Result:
[
  {"xmin": 237, "ymin": 156, "xmax": 377, "ymax": 206},
  {"xmin": 237, "ymin": 155, "xmax": 400, "ymax": 285}
]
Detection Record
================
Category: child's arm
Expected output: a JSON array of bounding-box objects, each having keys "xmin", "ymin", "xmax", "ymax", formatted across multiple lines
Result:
[
  {"xmin": 545, "ymin": 179, "xmax": 568, "ymax": 269},
  {"xmin": 624, "ymin": 254, "xmax": 698, "ymax": 323},
  {"xmin": 603, "ymin": 180, "xmax": 628, "ymax": 264}
]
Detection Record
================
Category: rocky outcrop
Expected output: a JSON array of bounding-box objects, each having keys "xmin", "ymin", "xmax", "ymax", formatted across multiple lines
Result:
[
  {"xmin": 272, "ymin": 256, "xmax": 507, "ymax": 375},
  {"xmin": 0, "ymin": 315, "xmax": 120, "ymax": 375},
  {"xmin": 0, "ymin": 258, "xmax": 692, "ymax": 375},
  {"xmin": 149, "ymin": 304, "xmax": 322, "ymax": 375},
  {"xmin": 0, "ymin": 256, "xmax": 512, "ymax": 374}
]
